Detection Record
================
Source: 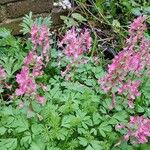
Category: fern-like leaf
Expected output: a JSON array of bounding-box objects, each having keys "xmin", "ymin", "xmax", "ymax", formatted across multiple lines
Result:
[
  {"xmin": 20, "ymin": 12, "xmax": 52, "ymax": 35},
  {"xmin": 0, "ymin": 28, "xmax": 11, "ymax": 38},
  {"xmin": 20, "ymin": 12, "xmax": 34, "ymax": 35}
]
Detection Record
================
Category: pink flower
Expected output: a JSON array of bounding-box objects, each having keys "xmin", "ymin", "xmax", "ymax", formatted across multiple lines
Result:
[
  {"xmin": 24, "ymin": 51, "xmax": 34, "ymax": 65},
  {"xmin": 15, "ymin": 66, "xmax": 36, "ymax": 96},
  {"xmin": 115, "ymin": 124, "xmax": 125, "ymax": 130},
  {"xmin": 59, "ymin": 27, "xmax": 92, "ymax": 61},
  {"xmin": 0, "ymin": 66, "xmax": 6, "ymax": 79},
  {"xmin": 31, "ymin": 24, "xmax": 50, "ymax": 62},
  {"xmin": 36, "ymin": 95, "xmax": 45, "ymax": 104},
  {"xmin": 99, "ymin": 16, "xmax": 149, "ymax": 108},
  {"xmin": 118, "ymin": 80, "xmax": 141, "ymax": 99},
  {"xmin": 18, "ymin": 101, "xmax": 24, "ymax": 108},
  {"xmin": 32, "ymin": 56, "xmax": 43, "ymax": 77},
  {"xmin": 59, "ymin": 27, "xmax": 92, "ymax": 78},
  {"xmin": 61, "ymin": 64, "xmax": 70, "ymax": 77},
  {"xmin": 129, "ymin": 16, "xmax": 146, "ymax": 32},
  {"xmin": 125, "ymin": 53, "xmax": 143, "ymax": 73},
  {"xmin": 123, "ymin": 116, "xmax": 150, "ymax": 144},
  {"xmin": 24, "ymin": 52, "xmax": 44, "ymax": 77}
]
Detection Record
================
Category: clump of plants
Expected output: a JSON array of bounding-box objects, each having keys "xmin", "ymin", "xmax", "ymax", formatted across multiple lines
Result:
[{"xmin": 0, "ymin": 13, "xmax": 150, "ymax": 150}]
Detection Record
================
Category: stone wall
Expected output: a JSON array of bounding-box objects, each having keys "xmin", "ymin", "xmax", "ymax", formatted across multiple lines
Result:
[{"xmin": 0, "ymin": 0, "xmax": 68, "ymax": 35}]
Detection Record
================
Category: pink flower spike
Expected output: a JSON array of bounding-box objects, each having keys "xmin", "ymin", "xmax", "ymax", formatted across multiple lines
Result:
[
  {"xmin": 18, "ymin": 101, "xmax": 24, "ymax": 109},
  {"xmin": 24, "ymin": 51, "xmax": 34, "ymax": 66},
  {"xmin": 36, "ymin": 95, "xmax": 45, "ymax": 104},
  {"xmin": 122, "ymin": 116, "xmax": 150, "ymax": 144},
  {"xmin": 59, "ymin": 27, "xmax": 92, "ymax": 61},
  {"xmin": 0, "ymin": 66, "xmax": 6, "ymax": 79},
  {"xmin": 31, "ymin": 24, "xmax": 50, "ymax": 62},
  {"xmin": 15, "ymin": 66, "xmax": 36, "ymax": 96}
]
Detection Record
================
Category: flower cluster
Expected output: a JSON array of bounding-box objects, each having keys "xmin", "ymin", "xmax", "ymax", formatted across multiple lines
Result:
[
  {"xmin": 116, "ymin": 116, "xmax": 150, "ymax": 144},
  {"xmin": 15, "ymin": 24, "xmax": 50, "ymax": 104},
  {"xmin": 24, "ymin": 51, "xmax": 44, "ymax": 77},
  {"xmin": 16, "ymin": 51, "xmax": 45, "ymax": 97},
  {"xmin": 99, "ymin": 16, "xmax": 150, "ymax": 108},
  {"xmin": 15, "ymin": 66, "xmax": 36, "ymax": 96},
  {"xmin": 59, "ymin": 27, "xmax": 92, "ymax": 61},
  {"xmin": 0, "ymin": 66, "xmax": 6, "ymax": 91},
  {"xmin": 15, "ymin": 52, "xmax": 46, "ymax": 105},
  {"xmin": 59, "ymin": 27, "xmax": 92, "ymax": 79},
  {"xmin": 31, "ymin": 24, "xmax": 50, "ymax": 62},
  {"xmin": 0, "ymin": 66, "xmax": 6, "ymax": 80},
  {"xmin": 118, "ymin": 80, "xmax": 141, "ymax": 108}
]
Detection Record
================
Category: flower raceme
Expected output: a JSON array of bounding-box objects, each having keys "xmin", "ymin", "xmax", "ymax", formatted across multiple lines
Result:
[
  {"xmin": 59, "ymin": 27, "xmax": 92, "ymax": 61},
  {"xmin": 99, "ymin": 16, "xmax": 150, "ymax": 108},
  {"xmin": 116, "ymin": 116, "xmax": 150, "ymax": 144},
  {"xmin": 0, "ymin": 66, "xmax": 6, "ymax": 89},
  {"xmin": 15, "ymin": 66, "xmax": 36, "ymax": 96},
  {"xmin": 0, "ymin": 66, "xmax": 6, "ymax": 80},
  {"xmin": 31, "ymin": 24, "xmax": 50, "ymax": 62},
  {"xmin": 24, "ymin": 51, "xmax": 44, "ymax": 77},
  {"xmin": 16, "ymin": 52, "xmax": 44, "ymax": 97},
  {"xmin": 15, "ymin": 53, "xmax": 45, "ymax": 104},
  {"xmin": 15, "ymin": 24, "xmax": 50, "ymax": 104},
  {"xmin": 59, "ymin": 27, "xmax": 92, "ymax": 78}
]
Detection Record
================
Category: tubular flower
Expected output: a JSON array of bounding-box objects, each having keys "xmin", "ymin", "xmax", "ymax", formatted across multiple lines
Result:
[
  {"xmin": 15, "ymin": 66, "xmax": 36, "ymax": 96},
  {"xmin": 116, "ymin": 116, "xmax": 150, "ymax": 144},
  {"xmin": 0, "ymin": 66, "xmax": 6, "ymax": 80},
  {"xmin": 31, "ymin": 24, "xmax": 50, "ymax": 62},
  {"xmin": 99, "ymin": 16, "xmax": 150, "ymax": 108},
  {"xmin": 59, "ymin": 27, "xmax": 92, "ymax": 78},
  {"xmin": 59, "ymin": 27, "xmax": 92, "ymax": 61}
]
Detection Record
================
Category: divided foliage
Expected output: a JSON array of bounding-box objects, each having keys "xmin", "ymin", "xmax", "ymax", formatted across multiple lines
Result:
[{"xmin": 0, "ymin": 12, "xmax": 150, "ymax": 150}]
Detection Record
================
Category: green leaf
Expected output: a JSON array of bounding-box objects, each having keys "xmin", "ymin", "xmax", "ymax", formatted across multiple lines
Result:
[
  {"xmin": 112, "ymin": 20, "xmax": 120, "ymax": 28},
  {"xmin": 29, "ymin": 142, "xmax": 41, "ymax": 150},
  {"xmin": 60, "ymin": 16, "xmax": 69, "ymax": 21},
  {"xmin": 67, "ymin": 18, "xmax": 79, "ymax": 28},
  {"xmin": 98, "ymin": 128, "xmax": 106, "ymax": 137},
  {"xmin": 20, "ymin": 12, "xmax": 33, "ymax": 34},
  {"xmin": 12, "ymin": 115, "xmax": 29, "ymax": 133},
  {"xmin": 86, "ymin": 145, "xmax": 94, "ymax": 150},
  {"xmin": 136, "ymin": 105, "xmax": 145, "ymax": 113},
  {"xmin": 2, "ymin": 116, "xmax": 14, "ymax": 127},
  {"xmin": 0, "ymin": 138, "xmax": 17, "ymax": 150},
  {"xmin": 119, "ymin": 142, "xmax": 134, "ymax": 150},
  {"xmin": 98, "ymin": 121, "xmax": 112, "ymax": 137},
  {"xmin": 78, "ymin": 137, "xmax": 88, "ymax": 147},
  {"xmin": 140, "ymin": 144, "xmax": 150, "ymax": 150},
  {"xmin": 92, "ymin": 113, "xmax": 101, "ymax": 125},
  {"xmin": 0, "ymin": 127, "xmax": 6, "ymax": 135},
  {"xmin": 143, "ymin": 7, "xmax": 150, "ymax": 14},
  {"xmin": 113, "ymin": 111, "xmax": 128, "ymax": 122},
  {"xmin": 91, "ymin": 140, "xmax": 102, "ymax": 150},
  {"xmin": 1, "ymin": 106, "xmax": 14, "ymax": 116},
  {"xmin": 71, "ymin": 13, "xmax": 87, "ymax": 22},
  {"xmin": 0, "ymin": 28, "xmax": 11, "ymax": 38},
  {"xmin": 31, "ymin": 124, "xmax": 44, "ymax": 135},
  {"xmin": 31, "ymin": 101, "xmax": 42, "ymax": 113},
  {"xmin": 131, "ymin": 8, "xmax": 141, "ymax": 16},
  {"xmin": 141, "ymin": 78, "xmax": 150, "ymax": 99},
  {"xmin": 61, "ymin": 115, "xmax": 74, "ymax": 128},
  {"xmin": 20, "ymin": 132, "xmax": 32, "ymax": 147}
]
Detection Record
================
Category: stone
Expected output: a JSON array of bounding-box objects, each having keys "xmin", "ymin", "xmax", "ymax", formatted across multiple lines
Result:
[
  {"xmin": 0, "ymin": 6, "xmax": 6, "ymax": 23},
  {"xmin": 0, "ymin": 18, "xmax": 22, "ymax": 35},
  {"xmin": 0, "ymin": 0, "xmax": 19, "ymax": 4},
  {"xmin": 6, "ymin": 0, "xmax": 53, "ymax": 18}
]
